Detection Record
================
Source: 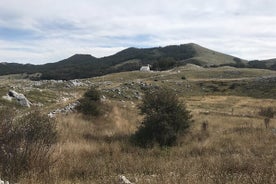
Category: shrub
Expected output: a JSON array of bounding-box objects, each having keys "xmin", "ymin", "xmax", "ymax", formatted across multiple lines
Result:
[
  {"xmin": 259, "ymin": 107, "xmax": 274, "ymax": 129},
  {"xmin": 258, "ymin": 107, "xmax": 275, "ymax": 118},
  {"xmin": 0, "ymin": 110, "xmax": 57, "ymax": 182},
  {"xmin": 83, "ymin": 87, "xmax": 101, "ymax": 101},
  {"xmin": 132, "ymin": 87, "xmax": 193, "ymax": 147},
  {"xmin": 76, "ymin": 88, "xmax": 102, "ymax": 117}
]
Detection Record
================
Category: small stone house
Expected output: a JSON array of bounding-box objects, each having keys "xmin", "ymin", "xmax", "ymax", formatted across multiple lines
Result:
[{"xmin": 140, "ymin": 64, "xmax": 150, "ymax": 72}]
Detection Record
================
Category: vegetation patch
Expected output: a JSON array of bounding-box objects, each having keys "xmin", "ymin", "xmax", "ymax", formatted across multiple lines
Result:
[
  {"xmin": 132, "ymin": 87, "xmax": 193, "ymax": 147},
  {"xmin": 0, "ymin": 109, "xmax": 57, "ymax": 183},
  {"xmin": 76, "ymin": 88, "xmax": 104, "ymax": 117}
]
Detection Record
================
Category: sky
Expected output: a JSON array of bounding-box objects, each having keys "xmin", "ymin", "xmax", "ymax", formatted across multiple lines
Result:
[{"xmin": 0, "ymin": 0, "xmax": 276, "ymax": 64}]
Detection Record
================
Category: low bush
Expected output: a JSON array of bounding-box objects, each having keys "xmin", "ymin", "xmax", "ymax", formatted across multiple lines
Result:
[
  {"xmin": 0, "ymin": 110, "xmax": 57, "ymax": 182},
  {"xmin": 258, "ymin": 106, "xmax": 275, "ymax": 118}
]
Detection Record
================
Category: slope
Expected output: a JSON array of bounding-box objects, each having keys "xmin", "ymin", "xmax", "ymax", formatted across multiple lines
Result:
[
  {"xmin": 185, "ymin": 43, "xmax": 247, "ymax": 66},
  {"xmin": 0, "ymin": 43, "xmax": 254, "ymax": 80}
]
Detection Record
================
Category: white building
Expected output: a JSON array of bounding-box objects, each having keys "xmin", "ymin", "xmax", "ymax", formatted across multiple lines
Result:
[{"xmin": 140, "ymin": 64, "xmax": 150, "ymax": 72}]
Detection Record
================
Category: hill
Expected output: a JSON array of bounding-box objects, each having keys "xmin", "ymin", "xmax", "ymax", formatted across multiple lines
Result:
[
  {"xmin": 261, "ymin": 58, "xmax": 276, "ymax": 69},
  {"xmin": 188, "ymin": 43, "xmax": 247, "ymax": 66},
  {"xmin": 0, "ymin": 43, "xmax": 275, "ymax": 80}
]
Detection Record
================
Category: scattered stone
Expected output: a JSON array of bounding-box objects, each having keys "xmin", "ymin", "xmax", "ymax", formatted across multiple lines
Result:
[
  {"xmin": 48, "ymin": 101, "xmax": 80, "ymax": 118},
  {"xmin": 32, "ymin": 81, "xmax": 43, "ymax": 87}
]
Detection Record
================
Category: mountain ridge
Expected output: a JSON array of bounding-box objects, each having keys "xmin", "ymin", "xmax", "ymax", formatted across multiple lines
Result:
[{"xmin": 0, "ymin": 43, "xmax": 275, "ymax": 80}]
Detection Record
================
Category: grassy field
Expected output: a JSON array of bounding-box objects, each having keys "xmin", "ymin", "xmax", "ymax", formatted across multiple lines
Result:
[
  {"xmin": 34, "ymin": 96, "xmax": 275, "ymax": 184},
  {"xmin": 1, "ymin": 66, "xmax": 276, "ymax": 183}
]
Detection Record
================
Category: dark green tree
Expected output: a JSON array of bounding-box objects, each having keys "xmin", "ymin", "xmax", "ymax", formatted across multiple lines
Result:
[{"xmin": 132, "ymin": 87, "xmax": 193, "ymax": 147}]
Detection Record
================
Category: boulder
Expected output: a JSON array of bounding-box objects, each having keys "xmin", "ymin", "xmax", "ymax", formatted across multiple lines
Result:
[
  {"xmin": 119, "ymin": 175, "xmax": 133, "ymax": 184},
  {"xmin": 7, "ymin": 90, "xmax": 32, "ymax": 107}
]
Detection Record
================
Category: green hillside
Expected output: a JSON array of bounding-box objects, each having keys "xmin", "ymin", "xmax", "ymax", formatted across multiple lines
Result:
[
  {"xmin": 0, "ymin": 43, "xmax": 275, "ymax": 80},
  {"xmin": 188, "ymin": 43, "xmax": 247, "ymax": 66}
]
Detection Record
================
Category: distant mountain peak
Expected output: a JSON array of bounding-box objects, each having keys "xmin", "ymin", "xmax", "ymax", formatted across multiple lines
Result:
[{"xmin": 68, "ymin": 54, "xmax": 97, "ymax": 60}]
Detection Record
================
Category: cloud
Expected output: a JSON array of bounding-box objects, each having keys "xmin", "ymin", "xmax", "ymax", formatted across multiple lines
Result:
[{"xmin": 0, "ymin": 0, "xmax": 276, "ymax": 63}]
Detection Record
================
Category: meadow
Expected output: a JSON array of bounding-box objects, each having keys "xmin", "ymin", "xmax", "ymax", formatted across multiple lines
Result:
[
  {"xmin": 1, "ymin": 65, "xmax": 276, "ymax": 183},
  {"xmin": 46, "ymin": 96, "xmax": 275, "ymax": 184}
]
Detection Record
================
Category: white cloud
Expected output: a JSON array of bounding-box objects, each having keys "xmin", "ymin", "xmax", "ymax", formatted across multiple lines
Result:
[{"xmin": 0, "ymin": 0, "xmax": 276, "ymax": 63}]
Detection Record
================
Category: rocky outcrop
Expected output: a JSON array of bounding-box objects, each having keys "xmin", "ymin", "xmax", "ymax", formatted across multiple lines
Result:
[
  {"xmin": 2, "ymin": 90, "xmax": 32, "ymax": 107},
  {"xmin": 48, "ymin": 101, "xmax": 80, "ymax": 118}
]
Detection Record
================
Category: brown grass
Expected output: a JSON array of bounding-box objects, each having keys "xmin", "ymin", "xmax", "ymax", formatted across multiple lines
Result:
[{"xmin": 17, "ymin": 96, "xmax": 276, "ymax": 184}]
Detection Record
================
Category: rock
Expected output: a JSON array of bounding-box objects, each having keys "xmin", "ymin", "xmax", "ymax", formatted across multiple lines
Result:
[
  {"xmin": 69, "ymin": 79, "xmax": 85, "ymax": 87},
  {"xmin": 0, "ymin": 178, "xmax": 9, "ymax": 184},
  {"xmin": 5, "ymin": 90, "xmax": 32, "ymax": 107},
  {"xmin": 2, "ymin": 95, "xmax": 13, "ymax": 101},
  {"xmin": 48, "ymin": 112, "xmax": 56, "ymax": 118},
  {"xmin": 119, "ymin": 175, "xmax": 133, "ymax": 184},
  {"xmin": 48, "ymin": 101, "xmax": 80, "ymax": 118},
  {"xmin": 101, "ymin": 95, "xmax": 107, "ymax": 102}
]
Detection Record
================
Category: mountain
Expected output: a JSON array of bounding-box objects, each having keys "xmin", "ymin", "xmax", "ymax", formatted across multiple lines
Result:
[
  {"xmin": 246, "ymin": 58, "xmax": 276, "ymax": 70},
  {"xmin": 0, "ymin": 62, "xmax": 35, "ymax": 75},
  {"xmin": 261, "ymin": 59, "xmax": 276, "ymax": 69},
  {"xmin": 0, "ymin": 43, "xmax": 275, "ymax": 80}
]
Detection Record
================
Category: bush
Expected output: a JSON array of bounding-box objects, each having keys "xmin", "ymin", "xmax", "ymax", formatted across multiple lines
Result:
[
  {"xmin": 259, "ymin": 107, "xmax": 274, "ymax": 118},
  {"xmin": 132, "ymin": 87, "xmax": 193, "ymax": 147},
  {"xmin": 83, "ymin": 87, "xmax": 101, "ymax": 101},
  {"xmin": 0, "ymin": 110, "xmax": 57, "ymax": 182},
  {"xmin": 76, "ymin": 88, "xmax": 102, "ymax": 117}
]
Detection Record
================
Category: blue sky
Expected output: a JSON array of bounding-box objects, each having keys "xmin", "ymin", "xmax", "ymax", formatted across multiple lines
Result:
[{"xmin": 0, "ymin": 0, "xmax": 276, "ymax": 64}]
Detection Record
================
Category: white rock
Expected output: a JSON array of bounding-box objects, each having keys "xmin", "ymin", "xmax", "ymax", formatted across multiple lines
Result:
[
  {"xmin": 0, "ymin": 179, "xmax": 9, "ymax": 184},
  {"xmin": 119, "ymin": 175, "xmax": 133, "ymax": 184},
  {"xmin": 6, "ymin": 90, "xmax": 32, "ymax": 107},
  {"xmin": 2, "ymin": 95, "xmax": 13, "ymax": 101},
  {"xmin": 48, "ymin": 101, "xmax": 80, "ymax": 118}
]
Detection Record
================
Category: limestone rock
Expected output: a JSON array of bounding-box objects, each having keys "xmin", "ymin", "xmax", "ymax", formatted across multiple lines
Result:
[
  {"xmin": 48, "ymin": 101, "xmax": 80, "ymax": 118},
  {"xmin": 3, "ymin": 90, "xmax": 32, "ymax": 107},
  {"xmin": 119, "ymin": 175, "xmax": 133, "ymax": 184}
]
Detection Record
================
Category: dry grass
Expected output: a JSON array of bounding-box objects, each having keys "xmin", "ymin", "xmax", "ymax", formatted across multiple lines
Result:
[
  {"xmin": 1, "ymin": 66, "xmax": 276, "ymax": 183},
  {"xmin": 15, "ymin": 96, "xmax": 276, "ymax": 184}
]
